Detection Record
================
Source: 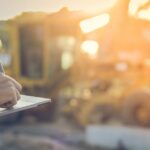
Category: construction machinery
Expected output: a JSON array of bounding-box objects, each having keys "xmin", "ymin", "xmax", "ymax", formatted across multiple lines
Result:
[
  {"xmin": 59, "ymin": 0, "xmax": 150, "ymax": 127},
  {"xmin": 0, "ymin": 8, "xmax": 86, "ymax": 122},
  {"xmin": 0, "ymin": 0, "xmax": 150, "ymax": 126}
]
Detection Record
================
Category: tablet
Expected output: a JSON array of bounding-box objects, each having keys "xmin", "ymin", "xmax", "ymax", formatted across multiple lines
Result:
[{"xmin": 0, "ymin": 95, "xmax": 51, "ymax": 117}]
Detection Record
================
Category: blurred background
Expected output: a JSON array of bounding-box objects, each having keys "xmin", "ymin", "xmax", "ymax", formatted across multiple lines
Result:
[{"xmin": 0, "ymin": 0, "xmax": 150, "ymax": 149}]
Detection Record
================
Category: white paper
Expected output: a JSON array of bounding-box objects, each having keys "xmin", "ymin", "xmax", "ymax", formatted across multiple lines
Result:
[{"xmin": 0, "ymin": 95, "xmax": 51, "ymax": 117}]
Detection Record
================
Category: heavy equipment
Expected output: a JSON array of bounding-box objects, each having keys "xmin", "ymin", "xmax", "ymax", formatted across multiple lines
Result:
[
  {"xmin": 0, "ymin": 0, "xmax": 150, "ymax": 127},
  {"xmin": 59, "ymin": 0, "xmax": 150, "ymax": 127},
  {"xmin": 0, "ymin": 8, "xmax": 85, "ymax": 122}
]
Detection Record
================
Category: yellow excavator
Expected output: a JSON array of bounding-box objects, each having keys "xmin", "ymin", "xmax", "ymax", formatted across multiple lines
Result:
[
  {"xmin": 0, "ymin": 8, "xmax": 86, "ymax": 122},
  {"xmin": 59, "ymin": 0, "xmax": 150, "ymax": 127},
  {"xmin": 0, "ymin": 1, "xmax": 150, "ymax": 127}
]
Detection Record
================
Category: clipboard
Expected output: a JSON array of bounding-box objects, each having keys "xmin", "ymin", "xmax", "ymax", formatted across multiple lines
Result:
[
  {"xmin": 0, "ymin": 95, "xmax": 51, "ymax": 117},
  {"xmin": 0, "ymin": 63, "xmax": 51, "ymax": 117}
]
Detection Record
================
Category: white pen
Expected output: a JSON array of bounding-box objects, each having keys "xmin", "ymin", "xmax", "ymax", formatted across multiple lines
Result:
[{"xmin": 0, "ymin": 63, "xmax": 5, "ymax": 75}]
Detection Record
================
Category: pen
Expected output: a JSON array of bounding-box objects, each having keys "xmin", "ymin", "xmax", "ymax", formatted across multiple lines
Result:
[{"xmin": 0, "ymin": 63, "xmax": 5, "ymax": 75}]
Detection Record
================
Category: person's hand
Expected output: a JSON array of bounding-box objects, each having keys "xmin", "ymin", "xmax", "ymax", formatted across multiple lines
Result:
[{"xmin": 0, "ymin": 75, "xmax": 22, "ymax": 108}]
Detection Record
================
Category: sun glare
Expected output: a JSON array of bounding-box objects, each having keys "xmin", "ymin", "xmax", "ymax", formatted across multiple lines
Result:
[
  {"xmin": 129, "ymin": 0, "xmax": 149, "ymax": 15},
  {"xmin": 138, "ymin": 7, "xmax": 150, "ymax": 20},
  {"xmin": 80, "ymin": 13, "xmax": 110, "ymax": 33},
  {"xmin": 81, "ymin": 40, "xmax": 99, "ymax": 56}
]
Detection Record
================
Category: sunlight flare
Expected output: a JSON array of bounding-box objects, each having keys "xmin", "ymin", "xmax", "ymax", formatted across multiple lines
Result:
[
  {"xmin": 81, "ymin": 40, "xmax": 99, "ymax": 56},
  {"xmin": 80, "ymin": 13, "xmax": 110, "ymax": 33}
]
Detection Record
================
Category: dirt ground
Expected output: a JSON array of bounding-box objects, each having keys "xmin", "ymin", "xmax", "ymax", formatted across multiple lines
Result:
[{"xmin": 0, "ymin": 121, "xmax": 116, "ymax": 150}]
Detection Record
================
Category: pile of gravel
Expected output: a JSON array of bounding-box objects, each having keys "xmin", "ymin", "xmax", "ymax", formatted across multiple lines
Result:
[{"xmin": 0, "ymin": 132, "xmax": 67, "ymax": 150}]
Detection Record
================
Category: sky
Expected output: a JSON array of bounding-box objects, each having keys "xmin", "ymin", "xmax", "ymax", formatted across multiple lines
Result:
[{"xmin": 0, "ymin": 0, "xmax": 117, "ymax": 20}]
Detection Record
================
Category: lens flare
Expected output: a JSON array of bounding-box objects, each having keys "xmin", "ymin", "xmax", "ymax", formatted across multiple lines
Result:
[
  {"xmin": 129, "ymin": 0, "xmax": 149, "ymax": 15},
  {"xmin": 81, "ymin": 40, "xmax": 99, "ymax": 56},
  {"xmin": 138, "ymin": 7, "xmax": 150, "ymax": 20},
  {"xmin": 80, "ymin": 13, "xmax": 110, "ymax": 33}
]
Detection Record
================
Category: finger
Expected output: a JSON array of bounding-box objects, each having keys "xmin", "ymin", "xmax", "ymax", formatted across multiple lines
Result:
[
  {"xmin": 5, "ymin": 75, "xmax": 22, "ymax": 92},
  {"xmin": 0, "ymin": 80, "xmax": 11, "ymax": 89},
  {"xmin": 0, "ymin": 87, "xmax": 17, "ymax": 107},
  {"xmin": 15, "ymin": 89, "xmax": 21, "ymax": 101},
  {"xmin": 0, "ymin": 101, "xmax": 14, "ymax": 108},
  {"xmin": 2, "ymin": 99, "xmax": 17, "ymax": 108},
  {"xmin": 0, "ymin": 79, "xmax": 22, "ymax": 101},
  {"xmin": 1, "ymin": 102, "xmax": 16, "ymax": 108},
  {"xmin": 0, "ymin": 75, "xmax": 8, "ymax": 84},
  {"xmin": 0, "ymin": 75, "xmax": 22, "ymax": 93},
  {"xmin": 0, "ymin": 95, "xmax": 17, "ymax": 108},
  {"xmin": 0, "ymin": 75, "xmax": 19, "ymax": 90},
  {"xmin": 10, "ymin": 86, "xmax": 18, "ymax": 104},
  {"xmin": 0, "ymin": 87, "xmax": 14, "ymax": 104},
  {"xmin": 0, "ymin": 82, "xmax": 18, "ymax": 102}
]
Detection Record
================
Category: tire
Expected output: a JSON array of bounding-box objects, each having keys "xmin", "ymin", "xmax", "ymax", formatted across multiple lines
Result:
[
  {"xmin": 122, "ymin": 89, "xmax": 150, "ymax": 126},
  {"xmin": 77, "ymin": 103, "xmax": 115, "ymax": 127}
]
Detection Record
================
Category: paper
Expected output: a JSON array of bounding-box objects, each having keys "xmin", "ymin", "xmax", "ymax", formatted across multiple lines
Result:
[{"xmin": 0, "ymin": 95, "xmax": 51, "ymax": 117}]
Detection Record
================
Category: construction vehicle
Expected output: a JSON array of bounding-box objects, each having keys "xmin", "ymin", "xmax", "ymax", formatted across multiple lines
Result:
[
  {"xmin": 59, "ymin": 0, "xmax": 150, "ymax": 127},
  {"xmin": 0, "ymin": 8, "xmax": 86, "ymax": 122},
  {"xmin": 4, "ymin": 9, "xmax": 82, "ymax": 89},
  {"xmin": 0, "ymin": 1, "xmax": 150, "ymax": 127}
]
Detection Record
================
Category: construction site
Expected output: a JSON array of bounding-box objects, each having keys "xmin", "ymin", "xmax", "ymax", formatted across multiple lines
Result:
[{"xmin": 0, "ymin": 0, "xmax": 150, "ymax": 149}]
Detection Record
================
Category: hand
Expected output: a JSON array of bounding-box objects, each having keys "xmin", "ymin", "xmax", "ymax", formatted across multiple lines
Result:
[{"xmin": 0, "ymin": 75, "xmax": 22, "ymax": 108}]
